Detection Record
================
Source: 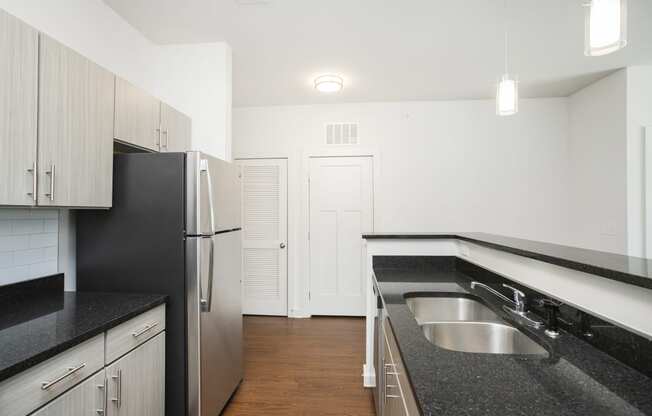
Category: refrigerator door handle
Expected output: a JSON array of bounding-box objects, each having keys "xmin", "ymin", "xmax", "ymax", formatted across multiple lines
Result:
[
  {"xmin": 200, "ymin": 159, "xmax": 217, "ymax": 235},
  {"xmin": 200, "ymin": 236, "xmax": 215, "ymax": 312}
]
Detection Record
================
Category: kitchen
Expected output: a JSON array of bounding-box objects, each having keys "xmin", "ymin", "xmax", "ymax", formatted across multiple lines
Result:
[{"xmin": 0, "ymin": 1, "xmax": 651, "ymax": 415}]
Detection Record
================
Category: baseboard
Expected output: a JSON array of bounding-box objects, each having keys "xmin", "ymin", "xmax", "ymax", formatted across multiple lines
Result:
[
  {"xmin": 363, "ymin": 364, "xmax": 376, "ymax": 387},
  {"xmin": 288, "ymin": 309, "xmax": 311, "ymax": 318}
]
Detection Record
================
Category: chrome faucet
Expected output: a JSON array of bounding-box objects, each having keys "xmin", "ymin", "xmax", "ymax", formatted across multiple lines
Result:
[
  {"xmin": 502, "ymin": 284, "xmax": 526, "ymax": 314},
  {"xmin": 470, "ymin": 281, "xmax": 543, "ymax": 329},
  {"xmin": 470, "ymin": 282, "xmax": 513, "ymax": 304}
]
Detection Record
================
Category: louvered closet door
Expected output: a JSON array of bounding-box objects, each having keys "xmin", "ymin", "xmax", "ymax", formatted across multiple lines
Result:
[{"xmin": 238, "ymin": 159, "xmax": 288, "ymax": 315}]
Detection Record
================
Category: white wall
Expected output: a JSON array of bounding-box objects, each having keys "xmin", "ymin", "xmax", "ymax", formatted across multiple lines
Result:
[
  {"xmin": 0, "ymin": 0, "xmax": 232, "ymax": 159},
  {"xmin": 626, "ymin": 66, "xmax": 652, "ymax": 257},
  {"xmin": 568, "ymin": 70, "xmax": 628, "ymax": 254},
  {"xmin": 233, "ymin": 98, "xmax": 572, "ymax": 316},
  {"xmin": 567, "ymin": 66, "xmax": 652, "ymax": 257}
]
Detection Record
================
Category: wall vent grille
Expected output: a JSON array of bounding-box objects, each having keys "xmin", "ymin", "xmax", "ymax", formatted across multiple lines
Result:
[{"xmin": 325, "ymin": 123, "xmax": 359, "ymax": 145}]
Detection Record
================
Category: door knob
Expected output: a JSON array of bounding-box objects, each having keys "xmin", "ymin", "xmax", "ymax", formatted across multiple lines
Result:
[{"xmin": 280, "ymin": 242, "xmax": 286, "ymax": 249}]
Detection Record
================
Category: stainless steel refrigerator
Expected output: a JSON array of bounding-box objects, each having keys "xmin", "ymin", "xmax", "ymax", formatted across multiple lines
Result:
[{"xmin": 77, "ymin": 151, "xmax": 243, "ymax": 416}]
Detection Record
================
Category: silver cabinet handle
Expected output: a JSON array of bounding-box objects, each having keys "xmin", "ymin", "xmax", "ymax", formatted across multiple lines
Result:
[
  {"xmin": 96, "ymin": 377, "xmax": 106, "ymax": 415},
  {"xmin": 384, "ymin": 361, "xmax": 401, "ymax": 402},
  {"xmin": 163, "ymin": 129, "xmax": 169, "ymax": 149},
  {"xmin": 111, "ymin": 369, "xmax": 122, "ymax": 408},
  {"xmin": 26, "ymin": 162, "xmax": 37, "ymax": 201},
  {"xmin": 131, "ymin": 322, "xmax": 159, "ymax": 338},
  {"xmin": 156, "ymin": 127, "xmax": 162, "ymax": 151},
  {"xmin": 200, "ymin": 237, "xmax": 215, "ymax": 312},
  {"xmin": 44, "ymin": 164, "xmax": 55, "ymax": 201},
  {"xmin": 41, "ymin": 363, "xmax": 86, "ymax": 390}
]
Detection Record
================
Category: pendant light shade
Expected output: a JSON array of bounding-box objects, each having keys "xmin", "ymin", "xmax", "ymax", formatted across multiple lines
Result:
[
  {"xmin": 584, "ymin": 0, "xmax": 627, "ymax": 56},
  {"xmin": 497, "ymin": 74, "xmax": 518, "ymax": 116}
]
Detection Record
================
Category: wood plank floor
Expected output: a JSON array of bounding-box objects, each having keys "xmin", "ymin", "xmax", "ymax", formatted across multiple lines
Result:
[{"xmin": 222, "ymin": 316, "xmax": 376, "ymax": 416}]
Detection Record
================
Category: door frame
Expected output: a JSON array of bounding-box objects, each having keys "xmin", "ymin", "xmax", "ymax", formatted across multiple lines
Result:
[
  {"xmin": 302, "ymin": 146, "xmax": 380, "ymax": 316},
  {"xmin": 235, "ymin": 157, "xmax": 289, "ymax": 315}
]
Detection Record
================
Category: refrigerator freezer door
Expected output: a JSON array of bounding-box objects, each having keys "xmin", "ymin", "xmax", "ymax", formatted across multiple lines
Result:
[
  {"xmin": 186, "ymin": 231, "xmax": 243, "ymax": 416},
  {"xmin": 186, "ymin": 151, "xmax": 241, "ymax": 236}
]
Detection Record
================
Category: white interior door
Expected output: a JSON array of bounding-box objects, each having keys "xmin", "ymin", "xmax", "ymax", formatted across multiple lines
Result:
[
  {"xmin": 238, "ymin": 159, "xmax": 288, "ymax": 315},
  {"xmin": 309, "ymin": 156, "xmax": 373, "ymax": 316}
]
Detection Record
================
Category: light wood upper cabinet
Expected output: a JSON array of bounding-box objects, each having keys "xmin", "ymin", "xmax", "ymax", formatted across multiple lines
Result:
[
  {"xmin": 37, "ymin": 35, "xmax": 115, "ymax": 208},
  {"xmin": 114, "ymin": 77, "xmax": 161, "ymax": 151},
  {"xmin": 31, "ymin": 370, "xmax": 106, "ymax": 416},
  {"xmin": 160, "ymin": 102, "xmax": 191, "ymax": 152},
  {"xmin": 0, "ymin": 9, "xmax": 38, "ymax": 206},
  {"xmin": 106, "ymin": 332, "xmax": 165, "ymax": 416}
]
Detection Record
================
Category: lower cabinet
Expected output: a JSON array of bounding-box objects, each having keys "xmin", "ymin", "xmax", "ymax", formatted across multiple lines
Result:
[
  {"xmin": 31, "ymin": 371, "xmax": 106, "ymax": 416},
  {"xmin": 0, "ymin": 306, "xmax": 166, "ymax": 416},
  {"xmin": 106, "ymin": 332, "xmax": 165, "ymax": 416},
  {"xmin": 379, "ymin": 317, "xmax": 420, "ymax": 416}
]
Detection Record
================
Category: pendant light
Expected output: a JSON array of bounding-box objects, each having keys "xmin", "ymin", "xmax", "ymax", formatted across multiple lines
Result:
[
  {"xmin": 584, "ymin": 0, "xmax": 628, "ymax": 56},
  {"xmin": 497, "ymin": 0, "xmax": 518, "ymax": 116}
]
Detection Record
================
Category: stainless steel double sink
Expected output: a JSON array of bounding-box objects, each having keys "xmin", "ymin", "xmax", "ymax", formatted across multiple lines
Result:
[{"xmin": 406, "ymin": 297, "xmax": 548, "ymax": 357}]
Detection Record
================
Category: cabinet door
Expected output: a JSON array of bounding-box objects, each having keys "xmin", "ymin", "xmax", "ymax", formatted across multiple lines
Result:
[
  {"xmin": 0, "ymin": 9, "xmax": 38, "ymax": 206},
  {"xmin": 160, "ymin": 103, "xmax": 191, "ymax": 152},
  {"xmin": 106, "ymin": 332, "xmax": 165, "ymax": 416},
  {"xmin": 38, "ymin": 35, "xmax": 114, "ymax": 208},
  {"xmin": 114, "ymin": 77, "xmax": 161, "ymax": 151},
  {"xmin": 31, "ymin": 370, "xmax": 106, "ymax": 416}
]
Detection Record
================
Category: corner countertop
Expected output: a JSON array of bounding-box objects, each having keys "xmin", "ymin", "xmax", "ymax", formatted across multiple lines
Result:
[
  {"xmin": 374, "ymin": 267, "xmax": 652, "ymax": 416},
  {"xmin": 363, "ymin": 232, "xmax": 652, "ymax": 290},
  {"xmin": 0, "ymin": 283, "xmax": 166, "ymax": 382}
]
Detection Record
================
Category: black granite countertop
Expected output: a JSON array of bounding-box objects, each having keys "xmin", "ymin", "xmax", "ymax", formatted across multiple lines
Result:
[
  {"xmin": 374, "ymin": 266, "xmax": 652, "ymax": 416},
  {"xmin": 363, "ymin": 232, "xmax": 652, "ymax": 290},
  {"xmin": 0, "ymin": 275, "xmax": 166, "ymax": 382}
]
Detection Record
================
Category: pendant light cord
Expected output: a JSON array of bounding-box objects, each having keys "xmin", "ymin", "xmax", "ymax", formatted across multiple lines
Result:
[{"xmin": 504, "ymin": 0, "xmax": 509, "ymax": 74}]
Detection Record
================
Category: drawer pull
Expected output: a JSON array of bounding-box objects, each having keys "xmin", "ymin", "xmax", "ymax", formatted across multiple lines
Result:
[
  {"xmin": 41, "ymin": 363, "xmax": 86, "ymax": 390},
  {"xmin": 132, "ymin": 322, "xmax": 158, "ymax": 338}
]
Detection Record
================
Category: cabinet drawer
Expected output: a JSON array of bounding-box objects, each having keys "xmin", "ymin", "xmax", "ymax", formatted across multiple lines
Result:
[
  {"xmin": 0, "ymin": 334, "xmax": 105, "ymax": 416},
  {"xmin": 105, "ymin": 304, "xmax": 166, "ymax": 364},
  {"xmin": 31, "ymin": 370, "xmax": 106, "ymax": 416}
]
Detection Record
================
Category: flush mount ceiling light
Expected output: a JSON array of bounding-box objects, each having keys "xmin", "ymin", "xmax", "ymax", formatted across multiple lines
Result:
[
  {"xmin": 584, "ymin": 0, "xmax": 628, "ymax": 56},
  {"xmin": 496, "ymin": 0, "xmax": 518, "ymax": 116},
  {"xmin": 314, "ymin": 75, "xmax": 344, "ymax": 93}
]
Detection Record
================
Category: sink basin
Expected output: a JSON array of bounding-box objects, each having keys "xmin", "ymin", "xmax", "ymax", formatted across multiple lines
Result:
[
  {"xmin": 421, "ymin": 322, "xmax": 549, "ymax": 356},
  {"xmin": 406, "ymin": 297, "xmax": 501, "ymax": 325}
]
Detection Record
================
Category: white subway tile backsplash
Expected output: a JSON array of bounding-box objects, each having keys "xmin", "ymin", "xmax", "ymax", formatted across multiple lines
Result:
[
  {"xmin": 0, "ymin": 220, "xmax": 11, "ymax": 235},
  {"xmin": 1, "ymin": 265, "xmax": 31, "ymax": 284},
  {"xmin": 29, "ymin": 260, "xmax": 57, "ymax": 277},
  {"xmin": 14, "ymin": 248, "xmax": 45, "ymax": 266},
  {"xmin": 12, "ymin": 219, "xmax": 44, "ymax": 234},
  {"xmin": 0, "ymin": 209, "xmax": 59, "ymax": 286},
  {"xmin": 0, "ymin": 209, "xmax": 33, "ymax": 220},
  {"xmin": 0, "ymin": 252, "xmax": 12, "ymax": 268},
  {"xmin": 0, "ymin": 235, "xmax": 30, "ymax": 252},
  {"xmin": 29, "ymin": 233, "xmax": 58, "ymax": 249},
  {"xmin": 44, "ymin": 218, "xmax": 58, "ymax": 233},
  {"xmin": 44, "ymin": 246, "xmax": 58, "ymax": 261}
]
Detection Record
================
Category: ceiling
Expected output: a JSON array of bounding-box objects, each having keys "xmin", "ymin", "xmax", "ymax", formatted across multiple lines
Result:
[{"xmin": 104, "ymin": 0, "xmax": 652, "ymax": 107}]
